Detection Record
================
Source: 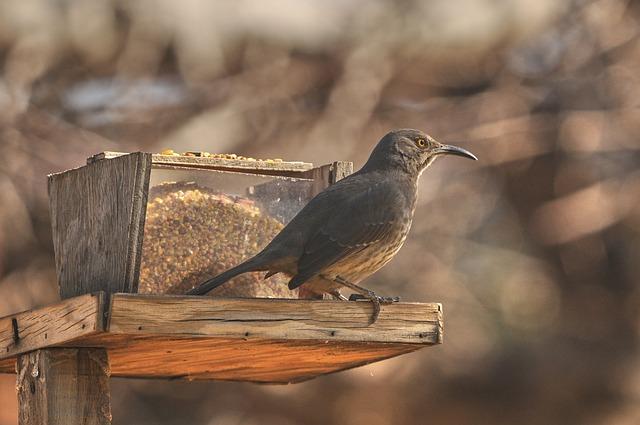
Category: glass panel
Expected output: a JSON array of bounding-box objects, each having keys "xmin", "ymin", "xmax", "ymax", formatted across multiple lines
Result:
[{"xmin": 138, "ymin": 166, "xmax": 314, "ymax": 298}]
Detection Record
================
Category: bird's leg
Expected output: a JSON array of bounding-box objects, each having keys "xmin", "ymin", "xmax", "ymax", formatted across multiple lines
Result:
[
  {"xmin": 333, "ymin": 277, "xmax": 400, "ymax": 303},
  {"xmin": 326, "ymin": 275, "xmax": 399, "ymax": 324},
  {"xmin": 328, "ymin": 290, "xmax": 349, "ymax": 301}
]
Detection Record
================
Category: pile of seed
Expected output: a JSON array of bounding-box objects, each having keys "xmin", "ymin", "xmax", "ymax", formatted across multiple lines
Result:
[
  {"xmin": 159, "ymin": 149, "xmax": 288, "ymax": 163},
  {"xmin": 138, "ymin": 181, "xmax": 297, "ymax": 298}
]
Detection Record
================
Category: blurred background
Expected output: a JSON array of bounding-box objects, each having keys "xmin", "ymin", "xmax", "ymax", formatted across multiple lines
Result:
[{"xmin": 1, "ymin": 0, "xmax": 639, "ymax": 424}]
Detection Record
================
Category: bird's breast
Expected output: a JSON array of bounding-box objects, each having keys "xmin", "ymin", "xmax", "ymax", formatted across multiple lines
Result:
[{"xmin": 327, "ymin": 218, "xmax": 413, "ymax": 283}]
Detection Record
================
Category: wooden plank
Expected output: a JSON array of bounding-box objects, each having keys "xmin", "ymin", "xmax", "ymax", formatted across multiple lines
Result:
[
  {"xmin": 124, "ymin": 153, "xmax": 151, "ymax": 294},
  {"xmin": 79, "ymin": 335, "xmax": 420, "ymax": 384},
  {"xmin": 48, "ymin": 153, "xmax": 151, "ymax": 297},
  {"xmin": 106, "ymin": 294, "xmax": 441, "ymax": 345},
  {"xmin": 0, "ymin": 293, "xmax": 104, "ymax": 360},
  {"xmin": 17, "ymin": 348, "xmax": 111, "ymax": 425},
  {"xmin": 89, "ymin": 151, "xmax": 313, "ymax": 175}
]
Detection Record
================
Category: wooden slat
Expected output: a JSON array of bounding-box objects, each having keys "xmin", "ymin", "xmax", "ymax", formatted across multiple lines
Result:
[
  {"xmin": 17, "ymin": 348, "xmax": 111, "ymax": 425},
  {"xmin": 106, "ymin": 294, "xmax": 441, "ymax": 345},
  {"xmin": 48, "ymin": 153, "xmax": 152, "ymax": 297},
  {"xmin": 124, "ymin": 154, "xmax": 151, "ymax": 294},
  {"xmin": 0, "ymin": 293, "xmax": 104, "ymax": 360},
  {"xmin": 89, "ymin": 152, "xmax": 313, "ymax": 174}
]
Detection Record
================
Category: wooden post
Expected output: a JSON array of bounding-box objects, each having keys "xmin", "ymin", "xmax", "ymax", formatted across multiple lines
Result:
[{"xmin": 17, "ymin": 348, "xmax": 111, "ymax": 425}]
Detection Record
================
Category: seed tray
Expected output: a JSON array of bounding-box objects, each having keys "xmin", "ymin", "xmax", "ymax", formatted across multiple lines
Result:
[{"xmin": 0, "ymin": 293, "xmax": 442, "ymax": 383}]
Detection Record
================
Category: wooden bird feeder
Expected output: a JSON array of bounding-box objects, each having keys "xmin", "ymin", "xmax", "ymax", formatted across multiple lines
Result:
[{"xmin": 0, "ymin": 151, "xmax": 442, "ymax": 424}]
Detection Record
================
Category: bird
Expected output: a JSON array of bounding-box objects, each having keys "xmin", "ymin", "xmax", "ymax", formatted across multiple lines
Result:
[{"xmin": 187, "ymin": 129, "xmax": 477, "ymax": 324}]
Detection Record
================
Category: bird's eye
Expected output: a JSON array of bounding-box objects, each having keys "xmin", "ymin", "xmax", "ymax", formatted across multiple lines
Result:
[{"xmin": 416, "ymin": 138, "xmax": 426, "ymax": 147}]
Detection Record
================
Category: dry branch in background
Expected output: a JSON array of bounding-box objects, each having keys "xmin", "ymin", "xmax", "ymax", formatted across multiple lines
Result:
[{"xmin": 1, "ymin": 0, "xmax": 640, "ymax": 424}]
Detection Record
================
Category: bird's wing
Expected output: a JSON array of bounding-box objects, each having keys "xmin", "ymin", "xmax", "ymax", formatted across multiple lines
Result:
[{"xmin": 288, "ymin": 178, "xmax": 406, "ymax": 289}]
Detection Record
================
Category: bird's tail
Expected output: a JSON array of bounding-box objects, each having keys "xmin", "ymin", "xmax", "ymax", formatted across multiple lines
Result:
[{"xmin": 186, "ymin": 258, "xmax": 264, "ymax": 295}]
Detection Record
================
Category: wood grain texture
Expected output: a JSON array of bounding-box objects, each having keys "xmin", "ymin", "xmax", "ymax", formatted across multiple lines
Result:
[
  {"xmin": 124, "ymin": 154, "xmax": 151, "ymax": 295},
  {"xmin": 0, "ymin": 293, "xmax": 104, "ymax": 360},
  {"xmin": 0, "ymin": 294, "xmax": 442, "ymax": 383},
  {"xmin": 89, "ymin": 152, "xmax": 313, "ymax": 176},
  {"xmin": 78, "ymin": 335, "xmax": 420, "ymax": 383},
  {"xmin": 48, "ymin": 153, "xmax": 151, "ymax": 297},
  {"xmin": 107, "ymin": 294, "xmax": 441, "ymax": 344},
  {"xmin": 17, "ymin": 348, "xmax": 111, "ymax": 425}
]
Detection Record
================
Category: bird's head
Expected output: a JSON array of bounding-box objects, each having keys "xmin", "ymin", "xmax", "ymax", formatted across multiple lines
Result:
[{"xmin": 363, "ymin": 128, "xmax": 477, "ymax": 176}]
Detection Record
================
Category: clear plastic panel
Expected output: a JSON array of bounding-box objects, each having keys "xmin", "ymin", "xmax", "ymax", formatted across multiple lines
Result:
[{"xmin": 139, "ymin": 167, "xmax": 314, "ymax": 297}]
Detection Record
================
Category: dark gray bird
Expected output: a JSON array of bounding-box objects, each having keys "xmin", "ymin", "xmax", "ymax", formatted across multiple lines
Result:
[{"xmin": 187, "ymin": 129, "xmax": 477, "ymax": 323}]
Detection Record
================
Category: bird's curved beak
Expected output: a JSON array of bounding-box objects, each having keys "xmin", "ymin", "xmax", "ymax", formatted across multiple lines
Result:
[{"xmin": 434, "ymin": 144, "xmax": 478, "ymax": 161}]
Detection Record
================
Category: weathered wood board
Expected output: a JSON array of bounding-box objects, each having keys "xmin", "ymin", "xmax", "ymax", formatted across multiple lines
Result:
[
  {"xmin": 48, "ymin": 153, "xmax": 151, "ymax": 298},
  {"xmin": 0, "ymin": 293, "xmax": 442, "ymax": 384},
  {"xmin": 106, "ymin": 294, "xmax": 440, "ymax": 343},
  {"xmin": 0, "ymin": 293, "xmax": 105, "ymax": 358}
]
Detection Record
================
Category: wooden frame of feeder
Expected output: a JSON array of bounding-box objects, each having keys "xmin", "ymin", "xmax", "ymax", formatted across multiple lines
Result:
[{"xmin": 0, "ymin": 153, "xmax": 443, "ymax": 425}]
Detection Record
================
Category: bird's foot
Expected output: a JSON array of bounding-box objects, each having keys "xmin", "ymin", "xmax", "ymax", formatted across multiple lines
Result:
[
  {"xmin": 323, "ymin": 275, "xmax": 399, "ymax": 325},
  {"xmin": 347, "ymin": 292, "xmax": 400, "ymax": 325}
]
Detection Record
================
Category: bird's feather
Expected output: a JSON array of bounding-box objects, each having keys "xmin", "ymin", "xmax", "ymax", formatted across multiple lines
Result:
[{"xmin": 288, "ymin": 177, "xmax": 409, "ymax": 289}]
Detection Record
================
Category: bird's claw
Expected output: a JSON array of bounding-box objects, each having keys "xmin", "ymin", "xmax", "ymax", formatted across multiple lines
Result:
[
  {"xmin": 348, "ymin": 294, "xmax": 400, "ymax": 303},
  {"xmin": 348, "ymin": 293, "xmax": 400, "ymax": 325},
  {"xmin": 369, "ymin": 297, "xmax": 381, "ymax": 325},
  {"xmin": 379, "ymin": 295, "xmax": 400, "ymax": 303}
]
